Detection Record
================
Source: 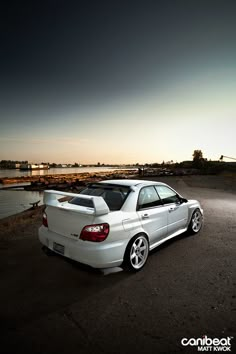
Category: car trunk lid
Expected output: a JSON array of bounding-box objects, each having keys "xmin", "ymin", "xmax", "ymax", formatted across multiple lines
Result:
[{"xmin": 44, "ymin": 190, "xmax": 110, "ymax": 238}]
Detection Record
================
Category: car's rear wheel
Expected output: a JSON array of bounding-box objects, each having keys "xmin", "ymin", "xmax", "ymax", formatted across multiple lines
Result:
[
  {"xmin": 188, "ymin": 208, "xmax": 203, "ymax": 234},
  {"xmin": 123, "ymin": 234, "xmax": 149, "ymax": 272}
]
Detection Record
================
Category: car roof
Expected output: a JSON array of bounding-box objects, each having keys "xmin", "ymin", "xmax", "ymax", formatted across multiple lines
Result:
[{"xmin": 99, "ymin": 179, "xmax": 167, "ymax": 188}]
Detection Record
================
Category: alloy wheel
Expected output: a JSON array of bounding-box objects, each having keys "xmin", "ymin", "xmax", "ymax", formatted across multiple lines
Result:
[
  {"xmin": 129, "ymin": 236, "xmax": 149, "ymax": 270},
  {"xmin": 191, "ymin": 209, "xmax": 202, "ymax": 232}
]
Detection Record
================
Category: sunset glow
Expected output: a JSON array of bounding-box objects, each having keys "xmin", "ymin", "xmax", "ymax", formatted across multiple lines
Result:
[{"xmin": 1, "ymin": 1, "xmax": 236, "ymax": 163}]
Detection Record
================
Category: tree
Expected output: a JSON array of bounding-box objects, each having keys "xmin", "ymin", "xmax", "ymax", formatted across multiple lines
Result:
[
  {"xmin": 192, "ymin": 150, "xmax": 204, "ymax": 168},
  {"xmin": 193, "ymin": 150, "xmax": 203, "ymax": 161}
]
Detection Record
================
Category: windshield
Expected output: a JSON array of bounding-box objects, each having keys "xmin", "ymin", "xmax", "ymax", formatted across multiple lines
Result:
[{"xmin": 69, "ymin": 183, "xmax": 130, "ymax": 211}]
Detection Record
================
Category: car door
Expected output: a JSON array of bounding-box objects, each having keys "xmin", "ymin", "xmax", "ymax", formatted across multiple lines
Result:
[
  {"xmin": 137, "ymin": 186, "xmax": 168, "ymax": 246},
  {"xmin": 155, "ymin": 185, "xmax": 188, "ymax": 236}
]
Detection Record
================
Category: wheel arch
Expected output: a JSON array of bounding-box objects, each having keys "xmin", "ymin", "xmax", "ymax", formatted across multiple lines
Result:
[
  {"xmin": 127, "ymin": 231, "xmax": 149, "ymax": 247},
  {"xmin": 187, "ymin": 205, "xmax": 202, "ymax": 224}
]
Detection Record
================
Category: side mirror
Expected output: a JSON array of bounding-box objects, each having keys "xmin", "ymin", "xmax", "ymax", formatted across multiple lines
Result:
[{"xmin": 180, "ymin": 197, "xmax": 188, "ymax": 203}]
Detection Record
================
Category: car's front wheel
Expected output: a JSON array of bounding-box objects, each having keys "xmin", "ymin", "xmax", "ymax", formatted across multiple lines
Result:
[
  {"xmin": 188, "ymin": 208, "xmax": 203, "ymax": 234},
  {"xmin": 123, "ymin": 234, "xmax": 149, "ymax": 272}
]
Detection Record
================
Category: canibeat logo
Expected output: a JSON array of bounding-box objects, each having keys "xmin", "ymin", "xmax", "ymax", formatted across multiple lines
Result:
[{"xmin": 181, "ymin": 335, "xmax": 233, "ymax": 352}]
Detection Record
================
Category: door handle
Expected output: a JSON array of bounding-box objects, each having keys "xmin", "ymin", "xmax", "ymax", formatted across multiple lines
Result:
[
  {"xmin": 169, "ymin": 206, "xmax": 177, "ymax": 212},
  {"xmin": 142, "ymin": 213, "xmax": 149, "ymax": 219}
]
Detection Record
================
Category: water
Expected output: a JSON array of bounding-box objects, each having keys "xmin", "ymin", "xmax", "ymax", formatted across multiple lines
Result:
[
  {"xmin": 0, "ymin": 167, "xmax": 136, "ymax": 219},
  {"xmin": 0, "ymin": 189, "xmax": 43, "ymax": 219},
  {"xmin": 0, "ymin": 166, "xmax": 121, "ymax": 179}
]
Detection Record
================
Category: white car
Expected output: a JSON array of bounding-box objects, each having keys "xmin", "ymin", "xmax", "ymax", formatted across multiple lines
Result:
[{"xmin": 38, "ymin": 179, "xmax": 203, "ymax": 271}]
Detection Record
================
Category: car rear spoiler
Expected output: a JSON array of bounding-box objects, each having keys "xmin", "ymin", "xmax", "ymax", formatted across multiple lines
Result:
[{"xmin": 44, "ymin": 190, "xmax": 110, "ymax": 216}]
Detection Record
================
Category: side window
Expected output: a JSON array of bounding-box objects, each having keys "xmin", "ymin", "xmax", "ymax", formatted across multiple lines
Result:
[
  {"xmin": 138, "ymin": 186, "xmax": 162, "ymax": 210},
  {"xmin": 155, "ymin": 185, "xmax": 179, "ymax": 204}
]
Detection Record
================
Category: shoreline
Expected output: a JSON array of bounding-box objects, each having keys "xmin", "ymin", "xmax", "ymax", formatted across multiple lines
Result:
[
  {"xmin": 0, "ymin": 167, "xmax": 137, "ymax": 183},
  {"xmin": 0, "ymin": 169, "xmax": 138, "ymax": 190},
  {"xmin": 0, "ymin": 204, "xmax": 44, "ymax": 239}
]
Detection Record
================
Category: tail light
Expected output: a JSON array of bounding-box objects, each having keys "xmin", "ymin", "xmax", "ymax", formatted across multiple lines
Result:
[
  {"xmin": 80, "ymin": 223, "xmax": 109, "ymax": 242},
  {"xmin": 42, "ymin": 212, "xmax": 48, "ymax": 227}
]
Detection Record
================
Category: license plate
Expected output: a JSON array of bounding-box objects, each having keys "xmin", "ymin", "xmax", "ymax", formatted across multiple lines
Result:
[{"xmin": 53, "ymin": 242, "xmax": 64, "ymax": 255}]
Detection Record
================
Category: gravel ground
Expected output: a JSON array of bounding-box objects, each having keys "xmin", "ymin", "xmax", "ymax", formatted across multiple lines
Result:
[{"xmin": 0, "ymin": 176, "xmax": 235, "ymax": 353}]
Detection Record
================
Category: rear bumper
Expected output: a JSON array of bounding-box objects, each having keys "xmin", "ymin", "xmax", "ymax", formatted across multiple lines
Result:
[{"xmin": 38, "ymin": 225, "xmax": 127, "ymax": 269}]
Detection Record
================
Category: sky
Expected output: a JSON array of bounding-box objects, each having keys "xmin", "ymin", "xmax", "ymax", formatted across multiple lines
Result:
[{"xmin": 0, "ymin": 0, "xmax": 236, "ymax": 164}]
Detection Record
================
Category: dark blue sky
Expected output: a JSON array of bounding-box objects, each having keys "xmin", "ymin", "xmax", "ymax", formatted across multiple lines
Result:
[{"xmin": 1, "ymin": 0, "xmax": 236, "ymax": 163}]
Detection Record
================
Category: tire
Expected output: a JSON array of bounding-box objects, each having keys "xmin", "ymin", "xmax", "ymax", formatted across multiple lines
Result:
[
  {"xmin": 123, "ymin": 234, "xmax": 149, "ymax": 272},
  {"xmin": 188, "ymin": 208, "xmax": 203, "ymax": 234}
]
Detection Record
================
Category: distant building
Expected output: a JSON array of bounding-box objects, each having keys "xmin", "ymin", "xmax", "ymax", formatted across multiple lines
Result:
[{"xmin": 20, "ymin": 163, "xmax": 49, "ymax": 170}]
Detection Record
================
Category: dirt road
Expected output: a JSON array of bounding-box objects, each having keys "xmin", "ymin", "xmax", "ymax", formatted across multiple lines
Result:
[{"xmin": 0, "ymin": 177, "xmax": 235, "ymax": 353}]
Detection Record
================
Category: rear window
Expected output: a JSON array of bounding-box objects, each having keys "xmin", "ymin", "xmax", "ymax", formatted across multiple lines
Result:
[{"xmin": 69, "ymin": 183, "xmax": 130, "ymax": 211}]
